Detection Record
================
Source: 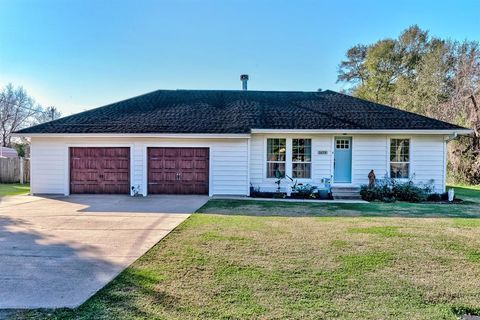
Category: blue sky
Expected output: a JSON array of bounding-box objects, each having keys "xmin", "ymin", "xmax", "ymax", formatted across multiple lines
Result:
[{"xmin": 1, "ymin": 0, "xmax": 479, "ymax": 115}]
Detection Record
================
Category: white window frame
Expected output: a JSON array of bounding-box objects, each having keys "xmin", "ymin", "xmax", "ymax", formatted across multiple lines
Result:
[
  {"xmin": 292, "ymin": 138, "xmax": 312, "ymax": 179},
  {"xmin": 266, "ymin": 138, "xmax": 287, "ymax": 179},
  {"xmin": 388, "ymin": 137, "xmax": 411, "ymax": 180},
  {"xmin": 264, "ymin": 137, "xmax": 314, "ymax": 181}
]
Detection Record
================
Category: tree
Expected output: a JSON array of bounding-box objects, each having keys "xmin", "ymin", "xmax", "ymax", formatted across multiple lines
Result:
[
  {"xmin": 0, "ymin": 84, "xmax": 43, "ymax": 147},
  {"xmin": 337, "ymin": 25, "xmax": 480, "ymax": 184},
  {"xmin": 35, "ymin": 106, "xmax": 62, "ymax": 124}
]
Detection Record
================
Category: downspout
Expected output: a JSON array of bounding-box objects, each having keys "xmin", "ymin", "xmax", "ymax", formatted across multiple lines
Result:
[
  {"xmin": 446, "ymin": 131, "xmax": 458, "ymax": 142},
  {"xmin": 443, "ymin": 131, "xmax": 458, "ymax": 192}
]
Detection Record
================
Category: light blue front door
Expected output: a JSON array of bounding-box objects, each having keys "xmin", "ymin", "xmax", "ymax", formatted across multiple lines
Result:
[{"xmin": 334, "ymin": 137, "xmax": 352, "ymax": 183}]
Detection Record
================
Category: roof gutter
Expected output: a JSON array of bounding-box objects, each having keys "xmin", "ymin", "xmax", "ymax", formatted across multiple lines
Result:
[
  {"xmin": 13, "ymin": 133, "xmax": 252, "ymax": 139},
  {"xmin": 250, "ymin": 129, "xmax": 473, "ymax": 135},
  {"xmin": 13, "ymin": 129, "xmax": 474, "ymax": 138}
]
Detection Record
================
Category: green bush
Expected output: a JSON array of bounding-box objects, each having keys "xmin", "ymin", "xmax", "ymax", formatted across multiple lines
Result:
[
  {"xmin": 293, "ymin": 184, "xmax": 318, "ymax": 199},
  {"xmin": 360, "ymin": 177, "xmax": 434, "ymax": 203}
]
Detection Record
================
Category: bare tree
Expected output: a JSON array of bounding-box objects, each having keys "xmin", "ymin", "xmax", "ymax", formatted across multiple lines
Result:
[
  {"xmin": 0, "ymin": 84, "xmax": 42, "ymax": 147},
  {"xmin": 35, "ymin": 106, "xmax": 62, "ymax": 124}
]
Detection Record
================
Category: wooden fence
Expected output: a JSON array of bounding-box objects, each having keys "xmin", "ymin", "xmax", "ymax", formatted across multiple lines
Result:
[{"xmin": 0, "ymin": 157, "xmax": 30, "ymax": 183}]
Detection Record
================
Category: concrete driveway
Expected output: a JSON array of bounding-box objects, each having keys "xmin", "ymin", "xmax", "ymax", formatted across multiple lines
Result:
[{"xmin": 0, "ymin": 194, "xmax": 209, "ymax": 309}]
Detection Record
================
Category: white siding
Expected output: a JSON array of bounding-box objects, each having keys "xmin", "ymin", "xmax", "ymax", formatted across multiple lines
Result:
[
  {"xmin": 30, "ymin": 137, "xmax": 249, "ymax": 196},
  {"xmin": 411, "ymin": 135, "xmax": 446, "ymax": 192},
  {"xmin": 30, "ymin": 133, "xmax": 447, "ymax": 196},
  {"xmin": 30, "ymin": 139, "xmax": 67, "ymax": 194},
  {"xmin": 352, "ymin": 135, "xmax": 388, "ymax": 185},
  {"xmin": 249, "ymin": 133, "xmax": 447, "ymax": 192}
]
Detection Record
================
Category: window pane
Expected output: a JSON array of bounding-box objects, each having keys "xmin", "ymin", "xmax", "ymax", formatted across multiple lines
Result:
[
  {"xmin": 390, "ymin": 163, "xmax": 409, "ymax": 179},
  {"xmin": 292, "ymin": 139, "xmax": 312, "ymax": 163},
  {"xmin": 292, "ymin": 163, "xmax": 311, "ymax": 179},
  {"xmin": 267, "ymin": 163, "xmax": 285, "ymax": 178},
  {"xmin": 267, "ymin": 138, "xmax": 286, "ymax": 161},
  {"xmin": 390, "ymin": 139, "xmax": 409, "ymax": 162},
  {"xmin": 336, "ymin": 139, "xmax": 350, "ymax": 149}
]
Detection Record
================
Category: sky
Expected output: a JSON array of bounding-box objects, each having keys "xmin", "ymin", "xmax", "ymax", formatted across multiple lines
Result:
[{"xmin": 0, "ymin": 0, "xmax": 479, "ymax": 116}]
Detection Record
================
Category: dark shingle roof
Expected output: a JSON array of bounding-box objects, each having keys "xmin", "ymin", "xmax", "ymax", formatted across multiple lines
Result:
[{"xmin": 16, "ymin": 89, "xmax": 466, "ymax": 134}]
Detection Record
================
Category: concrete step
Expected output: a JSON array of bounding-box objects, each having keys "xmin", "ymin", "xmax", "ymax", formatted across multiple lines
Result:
[
  {"xmin": 331, "ymin": 186, "xmax": 361, "ymax": 200},
  {"xmin": 331, "ymin": 187, "xmax": 360, "ymax": 192}
]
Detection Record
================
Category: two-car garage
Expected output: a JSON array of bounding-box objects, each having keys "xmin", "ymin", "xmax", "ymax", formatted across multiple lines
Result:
[{"xmin": 69, "ymin": 147, "xmax": 209, "ymax": 195}]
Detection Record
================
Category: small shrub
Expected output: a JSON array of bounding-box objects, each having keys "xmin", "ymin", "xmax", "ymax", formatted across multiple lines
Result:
[
  {"xmin": 360, "ymin": 185, "xmax": 376, "ymax": 202},
  {"xmin": 360, "ymin": 177, "xmax": 433, "ymax": 203},
  {"xmin": 393, "ymin": 181, "xmax": 428, "ymax": 202},
  {"xmin": 293, "ymin": 184, "xmax": 318, "ymax": 199}
]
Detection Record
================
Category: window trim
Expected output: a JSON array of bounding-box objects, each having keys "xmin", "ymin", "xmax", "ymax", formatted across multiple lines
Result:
[
  {"xmin": 265, "ymin": 138, "xmax": 287, "ymax": 179},
  {"xmin": 292, "ymin": 138, "xmax": 312, "ymax": 179},
  {"xmin": 388, "ymin": 137, "xmax": 411, "ymax": 180},
  {"xmin": 264, "ymin": 137, "xmax": 314, "ymax": 181}
]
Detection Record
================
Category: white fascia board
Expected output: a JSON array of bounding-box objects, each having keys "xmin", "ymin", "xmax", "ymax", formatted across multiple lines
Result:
[
  {"xmin": 13, "ymin": 133, "xmax": 252, "ymax": 139},
  {"xmin": 250, "ymin": 129, "xmax": 473, "ymax": 135}
]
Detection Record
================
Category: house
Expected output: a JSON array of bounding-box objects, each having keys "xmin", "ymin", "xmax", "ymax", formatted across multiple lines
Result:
[{"xmin": 14, "ymin": 88, "xmax": 471, "ymax": 197}]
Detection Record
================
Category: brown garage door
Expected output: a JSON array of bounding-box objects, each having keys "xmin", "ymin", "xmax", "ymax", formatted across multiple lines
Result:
[
  {"xmin": 148, "ymin": 147, "xmax": 209, "ymax": 195},
  {"xmin": 70, "ymin": 147, "xmax": 130, "ymax": 194}
]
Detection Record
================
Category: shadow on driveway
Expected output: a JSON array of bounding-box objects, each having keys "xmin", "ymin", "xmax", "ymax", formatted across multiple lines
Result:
[{"xmin": 0, "ymin": 194, "xmax": 208, "ymax": 309}]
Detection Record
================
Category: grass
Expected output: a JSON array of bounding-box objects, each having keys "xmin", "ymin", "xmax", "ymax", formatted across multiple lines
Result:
[
  {"xmin": 11, "ymin": 185, "xmax": 480, "ymax": 319},
  {"xmin": 197, "ymin": 185, "xmax": 480, "ymax": 218},
  {"xmin": 0, "ymin": 183, "xmax": 30, "ymax": 196}
]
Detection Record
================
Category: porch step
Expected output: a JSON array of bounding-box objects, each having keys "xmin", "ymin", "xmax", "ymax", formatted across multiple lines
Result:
[{"xmin": 331, "ymin": 186, "xmax": 362, "ymax": 200}]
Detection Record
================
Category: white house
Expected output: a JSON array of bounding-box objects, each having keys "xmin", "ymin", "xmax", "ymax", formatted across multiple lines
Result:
[{"xmin": 15, "ymin": 89, "xmax": 471, "ymax": 197}]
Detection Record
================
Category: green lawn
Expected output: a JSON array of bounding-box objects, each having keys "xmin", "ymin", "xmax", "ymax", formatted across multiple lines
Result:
[
  {"xmin": 0, "ymin": 183, "xmax": 30, "ymax": 196},
  {"xmin": 197, "ymin": 185, "xmax": 480, "ymax": 218},
  {"xmin": 12, "ymin": 186, "xmax": 480, "ymax": 320}
]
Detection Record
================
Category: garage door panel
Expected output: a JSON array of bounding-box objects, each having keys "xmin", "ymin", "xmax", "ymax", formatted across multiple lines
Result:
[
  {"xmin": 149, "ymin": 159, "xmax": 164, "ymax": 169},
  {"xmin": 164, "ymin": 159, "xmax": 177, "ymax": 169},
  {"xmin": 149, "ymin": 183, "xmax": 176, "ymax": 194},
  {"xmin": 195, "ymin": 148, "xmax": 209, "ymax": 157},
  {"xmin": 179, "ymin": 160, "xmax": 193, "ymax": 169},
  {"xmin": 70, "ymin": 147, "xmax": 130, "ymax": 194},
  {"xmin": 195, "ymin": 160, "xmax": 208, "ymax": 169},
  {"xmin": 148, "ymin": 147, "xmax": 209, "ymax": 195},
  {"xmin": 196, "ymin": 172, "xmax": 208, "ymax": 182},
  {"xmin": 164, "ymin": 148, "xmax": 177, "ymax": 157},
  {"xmin": 103, "ymin": 183, "xmax": 130, "ymax": 194},
  {"xmin": 182, "ymin": 172, "xmax": 194, "ymax": 181},
  {"xmin": 71, "ymin": 171, "xmax": 98, "ymax": 182},
  {"xmin": 103, "ymin": 159, "xmax": 129, "ymax": 170},
  {"xmin": 149, "ymin": 148, "xmax": 164, "ymax": 158},
  {"xmin": 104, "ymin": 171, "xmax": 129, "ymax": 181},
  {"xmin": 179, "ymin": 148, "xmax": 195, "ymax": 157}
]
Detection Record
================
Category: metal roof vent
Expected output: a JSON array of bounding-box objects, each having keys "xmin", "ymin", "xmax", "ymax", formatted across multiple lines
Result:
[{"xmin": 240, "ymin": 74, "xmax": 249, "ymax": 90}]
